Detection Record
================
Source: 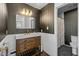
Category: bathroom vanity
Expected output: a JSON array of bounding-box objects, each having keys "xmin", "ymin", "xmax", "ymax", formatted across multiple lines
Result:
[{"xmin": 16, "ymin": 36, "xmax": 41, "ymax": 56}]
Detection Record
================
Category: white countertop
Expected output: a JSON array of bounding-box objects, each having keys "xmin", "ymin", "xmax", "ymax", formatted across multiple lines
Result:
[
  {"xmin": 0, "ymin": 32, "xmax": 41, "ymax": 45},
  {"xmin": 15, "ymin": 32, "xmax": 41, "ymax": 39}
]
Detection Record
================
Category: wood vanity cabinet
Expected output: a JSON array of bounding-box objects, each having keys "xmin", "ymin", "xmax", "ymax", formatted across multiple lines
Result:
[{"xmin": 16, "ymin": 36, "xmax": 41, "ymax": 56}]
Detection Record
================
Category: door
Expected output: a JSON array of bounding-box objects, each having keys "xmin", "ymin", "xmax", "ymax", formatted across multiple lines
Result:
[
  {"xmin": 64, "ymin": 9, "xmax": 78, "ymax": 45},
  {"xmin": 57, "ymin": 18, "xmax": 64, "ymax": 47}
]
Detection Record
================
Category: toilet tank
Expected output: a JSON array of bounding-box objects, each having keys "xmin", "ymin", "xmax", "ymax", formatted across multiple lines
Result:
[{"xmin": 71, "ymin": 35, "xmax": 78, "ymax": 47}]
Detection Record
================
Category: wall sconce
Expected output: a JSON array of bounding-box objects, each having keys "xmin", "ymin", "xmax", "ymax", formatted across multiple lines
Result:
[{"xmin": 21, "ymin": 8, "xmax": 32, "ymax": 16}]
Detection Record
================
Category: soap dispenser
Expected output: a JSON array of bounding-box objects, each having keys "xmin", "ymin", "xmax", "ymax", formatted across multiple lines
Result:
[
  {"xmin": 46, "ymin": 26, "xmax": 49, "ymax": 30},
  {"xmin": 41, "ymin": 29, "xmax": 43, "ymax": 32}
]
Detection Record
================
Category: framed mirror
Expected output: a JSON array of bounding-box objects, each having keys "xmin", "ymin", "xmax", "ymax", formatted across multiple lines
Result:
[{"xmin": 16, "ymin": 14, "xmax": 35, "ymax": 29}]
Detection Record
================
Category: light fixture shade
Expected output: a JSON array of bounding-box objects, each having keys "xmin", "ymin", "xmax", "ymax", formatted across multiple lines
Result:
[
  {"xmin": 25, "ymin": 9, "xmax": 29, "ymax": 15},
  {"xmin": 20, "ymin": 8, "xmax": 32, "ymax": 16},
  {"xmin": 29, "ymin": 10, "xmax": 32, "ymax": 16},
  {"xmin": 21, "ymin": 8, "xmax": 25, "ymax": 15}
]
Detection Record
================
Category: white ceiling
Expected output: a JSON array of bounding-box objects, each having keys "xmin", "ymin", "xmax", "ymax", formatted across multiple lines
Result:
[
  {"xmin": 55, "ymin": 3, "xmax": 68, "ymax": 8},
  {"xmin": 26, "ymin": 3, "xmax": 48, "ymax": 9}
]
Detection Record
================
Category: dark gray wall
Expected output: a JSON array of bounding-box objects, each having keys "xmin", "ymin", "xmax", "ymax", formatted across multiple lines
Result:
[
  {"xmin": 7, "ymin": 3, "xmax": 54, "ymax": 34},
  {"xmin": 64, "ymin": 9, "xmax": 78, "ymax": 45},
  {"xmin": 0, "ymin": 4, "xmax": 7, "ymax": 34},
  {"xmin": 7, "ymin": 3, "xmax": 40, "ymax": 34},
  {"xmin": 40, "ymin": 3, "xmax": 54, "ymax": 34}
]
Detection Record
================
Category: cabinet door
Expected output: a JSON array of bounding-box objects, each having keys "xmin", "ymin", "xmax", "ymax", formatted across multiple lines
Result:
[{"xmin": 16, "ymin": 39, "xmax": 25, "ymax": 54}]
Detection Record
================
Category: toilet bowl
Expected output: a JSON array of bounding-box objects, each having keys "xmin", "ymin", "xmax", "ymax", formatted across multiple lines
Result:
[{"xmin": 70, "ymin": 36, "xmax": 78, "ymax": 55}]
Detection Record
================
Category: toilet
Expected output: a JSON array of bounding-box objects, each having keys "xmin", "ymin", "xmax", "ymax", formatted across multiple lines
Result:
[{"xmin": 70, "ymin": 36, "xmax": 78, "ymax": 55}]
